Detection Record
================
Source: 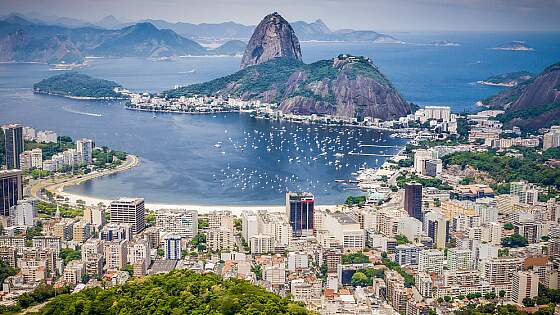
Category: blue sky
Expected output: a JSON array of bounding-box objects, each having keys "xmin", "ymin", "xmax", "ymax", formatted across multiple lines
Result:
[{"xmin": 1, "ymin": 0, "xmax": 559, "ymax": 31}]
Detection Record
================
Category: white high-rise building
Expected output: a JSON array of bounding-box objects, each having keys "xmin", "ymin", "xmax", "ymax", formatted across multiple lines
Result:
[
  {"xmin": 543, "ymin": 126, "xmax": 560, "ymax": 150},
  {"xmin": 30, "ymin": 148, "xmax": 43, "ymax": 169},
  {"xmin": 249, "ymin": 234, "xmax": 273, "ymax": 254},
  {"xmin": 241, "ymin": 211, "xmax": 258, "ymax": 241},
  {"xmin": 10, "ymin": 198, "xmax": 37, "ymax": 227},
  {"xmin": 287, "ymin": 252, "xmax": 309, "ymax": 272},
  {"xmin": 447, "ymin": 248, "xmax": 473, "ymax": 271},
  {"xmin": 323, "ymin": 212, "xmax": 364, "ymax": 250},
  {"xmin": 156, "ymin": 209, "xmax": 198, "ymax": 240},
  {"xmin": 76, "ymin": 138, "xmax": 93, "ymax": 165},
  {"xmin": 418, "ymin": 249, "xmax": 445, "ymax": 274}
]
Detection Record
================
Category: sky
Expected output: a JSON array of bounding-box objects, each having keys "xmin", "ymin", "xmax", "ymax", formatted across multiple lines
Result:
[{"xmin": 1, "ymin": 0, "xmax": 559, "ymax": 32}]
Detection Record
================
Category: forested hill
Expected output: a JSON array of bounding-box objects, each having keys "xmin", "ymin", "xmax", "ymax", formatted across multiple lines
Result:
[
  {"xmin": 37, "ymin": 269, "xmax": 314, "ymax": 314},
  {"xmin": 33, "ymin": 72, "xmax": 124, "ymax": 99}
]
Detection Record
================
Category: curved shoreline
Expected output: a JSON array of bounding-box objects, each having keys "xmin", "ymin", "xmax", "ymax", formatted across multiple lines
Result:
[
  {"xmin": 30, "ymin": 154, "xmax": 338, "ymax": 214},
  {"xmin": 30, "ymin": 154, "xmax": 139, "ymax": 205}
]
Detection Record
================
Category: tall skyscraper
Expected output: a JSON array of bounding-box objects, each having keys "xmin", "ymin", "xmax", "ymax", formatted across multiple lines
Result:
[
  {"xmin": 0, "ymin": 170, "xmax": 23, "ymax": 216},
  {"xmin": 286, "ymin": 192, "xmax": 314, "ymax": 237},
  {"xmin": 404, "ymin": 183, "xmax": 423, "ymax": 221},
  {"xmin": 2, "ymin": 124, "xmax": 24, "ymax": 170},
  {"xmin": 76, "ymin": 138, "xmax": 94, "ymax": 165},
  {"xmin": 109, "ymin": 198, "xmax": 146, "ymax": 234}
]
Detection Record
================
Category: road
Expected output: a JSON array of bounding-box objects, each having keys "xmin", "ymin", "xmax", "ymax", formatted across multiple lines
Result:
[{"xmin": 28, "ymin": 154, "xmax": 139, "ymax": 203}]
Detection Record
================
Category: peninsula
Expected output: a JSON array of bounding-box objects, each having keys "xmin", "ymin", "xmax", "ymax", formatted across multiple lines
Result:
[{"xmin": 33, "ymin": 72, "xmax": 126, "ymax": 100}]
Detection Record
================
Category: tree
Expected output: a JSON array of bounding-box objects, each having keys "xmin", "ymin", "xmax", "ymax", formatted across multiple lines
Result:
[
  {"xmin": 395, "ymin": 234, "xmax": 410, "ymax": 245},
  {"xmin": 501, "ymin": 234, "xmax": 528, "ymax": 248},
  {"xmin": 121, "ymin": 264, "xmax": 134, "ymax": 277},
  {"xmin": 0, "ymin": 261, "xmax": 17, "ymax": 285},
  {"xmin": 444, "ymin": 295, "xmax": 452, "ymax": 303},
  {"xmin": 351, "ymin": 271, "xmax": 369, "ymax": 287},
  {"xmin": 503, "ymin": 223, "xmax": 514, "ymax": 230},
  {"xmin": 251, "ymin": 264, "xmax": 263, "ymax": 280},
  {"xmin": 342, "ymin": 252, "xmax": 370, "ymax": 264},
  {"xmin": 522, "ymin": 297, "xmax": 535, "ymax": 307},
  {"xmin": 59, "ymin": 248, "xmax": 81, "ymax": 264}
]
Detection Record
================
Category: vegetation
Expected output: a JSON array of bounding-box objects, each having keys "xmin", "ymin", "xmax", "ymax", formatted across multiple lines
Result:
[
  {"xmin": 0, "ymin": 284, "xmax": 71, "ymax": 314},
  {"xmin": 396, "ymin": 174, "xmax": 452, "ymax": 190},
  {"xmin": 251, "ymin": 264, "xmax": 263, "ymax": 280},
  {"xmin": 33, "ymin": 72, "xmax": 123, "ymax": 99},
  {"xmin": 60, "ymin": 248, "xmax": 81, "ymax": 264},
  {"xmin": 0, "ymin": 261, "xmax": 17, "ymax": 287},
  {"xmin": 38, "ymin": 269, "xmax": 312, "ymax": 315},
  {"xmin": 191, "ymin": 233, "xmax": 207, "ymax": 251},
  {"xmin": 341, "ymin": 252, "xmax": 370, "ymax": 264},
  {"xmin": 481, "ymin": 71, "xmax": 533, "ymax": 85},
  {"xmin": 395, "ymin": 234, "xmax": 411, "ymax": 245},
  {"xmin": 25, "ymin": 136, "xmax": 74, "ymax": 160},
  {"xmin": 198, "ymin": 217, "xmax": 209, "ymax": 229},
  {"xmin": 36, "ymin": 201, "xmax": 82, "ymax": 218},
  {"xmin": 380, "ymin": 257, "xmax": 415, "ymax": 287},
  {"xmin": 443, "ymin": 147, "xmax": 560, "ymax": 188},
  {"xmin": 497, "ymin": 102, "xmax": 560, "ymax": 130},
  {"xmin": 351, "ymin": 269, "xmax": 384, "ymax": 287},
  {"xmin": 345, "ymin": 195, "xmax": 366, "ymax": 206},
  {"xmin": 501, "ymin": 234, "xmax": 528, "ymax": 248},
  {"xmin": 92, "ymin": 147, "xmax": 126, "ymax": 168},
  {"xmin": 165, "ymin": 55, "xmax": 395, "ymax": 107}
]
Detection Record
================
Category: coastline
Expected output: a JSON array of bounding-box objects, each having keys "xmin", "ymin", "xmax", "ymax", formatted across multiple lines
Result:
[
  {"xmin": 30, "ymin": 153, "xmax": 340, "ymax": 214},
  {"xmin": 33, "ymin": 90, "xmax": 127, "ymax": 101},
  {"xmin": 476, "ymin": 80, "xmax": 516, "ymax": 87}
]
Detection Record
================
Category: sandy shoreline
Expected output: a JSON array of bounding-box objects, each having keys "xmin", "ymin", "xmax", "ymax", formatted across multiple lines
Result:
[
  {"xmin": 59, "ymin": 190, "xmax": 339, "ymax": 214},
  {"xmin": 37, "ymin": 154, "xmax": 339, "ymax": 215}
]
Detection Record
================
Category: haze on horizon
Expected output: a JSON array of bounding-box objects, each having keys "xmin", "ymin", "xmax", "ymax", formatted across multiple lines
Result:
[{"xmin": 1, "ymin": 0, "xmax": 559, "ymax": 32}]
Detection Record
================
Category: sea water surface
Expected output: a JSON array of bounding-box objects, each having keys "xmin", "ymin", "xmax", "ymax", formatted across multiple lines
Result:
[{"xmin": 1, "ymin": 32, "xmax": 559, "ymax": 205}]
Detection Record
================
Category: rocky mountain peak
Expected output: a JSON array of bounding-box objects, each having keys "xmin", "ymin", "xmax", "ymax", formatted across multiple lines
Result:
[{"xmin": 240, "ymin": 12, "xmax": 302, "ymax": 69}]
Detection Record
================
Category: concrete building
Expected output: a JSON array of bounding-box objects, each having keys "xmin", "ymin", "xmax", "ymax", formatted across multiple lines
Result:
[
  {"xmin": 207, "ymin": 210, "xmax": 234, "ymax": 231},
  {"xmin": 405, "ymin": 183, "xmax": 423, "ymax": 221},
  {"xmin": 76, "ymin": 138, "xmax": 93, "ymax": 165},
  {"xmin": 10, "ymin": 198, "xmax": 36, "ymax": 227},
  {"xmin": 512, "ymin": 271, "xmax": 539, "ymax": 305},
  {"xmin": 447, "ymin": 248, "xmax": 473, "ymax": 271},
  {"xmin": 286, "ymin": 192, "xmax": 315, "ymax": 237},
  {"xmin": 36, "ymin": 130, "xmax": 57, "ymax": 143},
  {"xmin": 323, "ymin": 212, "xmax": 364, "ymax": 250},
  {"xmin": 100, "ymin": 223, "xmax": 132, "ymax": 242},
  {"xmin": 543, "ymin": 126, "xmax": 560, "ymax": 150},
  {"xmin": 395, "ymin": 244, "xmax": 421, "ymax": 266},
  {"xmin": 418, "ymin": 249, "xmax": 445, "ymax": 274},
  {"xmin": 72, "ymin": 222, "xmax": 91, "ymax": 243},
  {"xmin": 241, "ymin": 210, "xmax": 258, "ymax": 241},
  {"xmin": 82, "ymin": 239, "xmax": 104, "ymax": 277},
  {"xmin": 53, "ymin": 219, "xmax": 74, "ymax": 241},
  {"xmin": 249, "ymin": 234, "xmax": 273, "ymax": 254},
  {"xmin": 109, "ymin": 198, "xmax": 145, "ymax": 234},
  {"xmin": 163, "ymin": 233, "xmax": 181, "ymax": 260},
  {"xmin": 287, "ymin": 252, "xmax": 309, "ymax": 272},
  {"xmin": 0, "ymin": 170, "xmax": 23, "ymax": 216},
  {"xmin": 396, "ymin": 217, "xmax": 423, "ymax": 241},
  {"xmin": 156, "ymin": 209, "xmax": 198, "ymax": 239},
  {"xmin": 104, "ymin": 240, "xmax": 128, "ymax": 270},
  {"xmin": 483, "ymin": 257, "xmax": 524, "ymax": 285},
  {"xmin": 207, "ymin": 228, "xmax": 235, "ymax": 252},
  {"xmin": 83, "ymin": 207, "xmax": 105, "ymax": 230},
  {"xmin": 2, "ymin": 124, "xmax": 24, "ymax": 169}
]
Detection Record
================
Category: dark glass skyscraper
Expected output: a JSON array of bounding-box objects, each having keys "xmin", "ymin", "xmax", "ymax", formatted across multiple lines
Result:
[
  {"xmin": 286, "ymin": 192, "xmax": 314, "ymax": 237},
  {"xmin": 0, "ymin": 170, "xmax": 23, "ymax": 216},
  {"xmin": 2, "ymin": 124, "xmax": 24, "ymax": 170},
  {"xmin": 404, "ymin": 183, "xmax": 423, "ymax": 221}
]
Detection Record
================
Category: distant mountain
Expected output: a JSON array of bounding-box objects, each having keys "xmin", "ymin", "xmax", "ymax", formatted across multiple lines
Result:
[
  {"xmin": 211, "ymin": 40, "xmax": 246, "ymax": 56},
  {"xmin": 483, "ymin": 62, "xmax": 560, "ymax": 130},
  {"xmin": 96, "ymin": 15, "xmax": 122, "ymax": 29},
  {"xmin": 166, "ymin": 13, "xmax": 410, "ymax": 121},
  {"xmin": 491, "ymin": 41, "xmax": 534, "ymax": 51},
  {"xmin": 0, "ymin": 29, "xmax": 83, "ymax": 64},
  {"xmin": 91, "ymin": 22, "xmax": 207, "ymax": 57},
  {"xmin": 290, "ymin": 19, "xmax": 399, "ymax": 43},
  {"xmin": 240, "ymin": 12, "xmax": 302, "ymax": 69},
  {"xmin": 0, "ymin": 17, "xmax": 209, "ymax": 63},
  {"xmin": 133, "ymin": 19, "xmax": 254, "ymax": 40}
]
